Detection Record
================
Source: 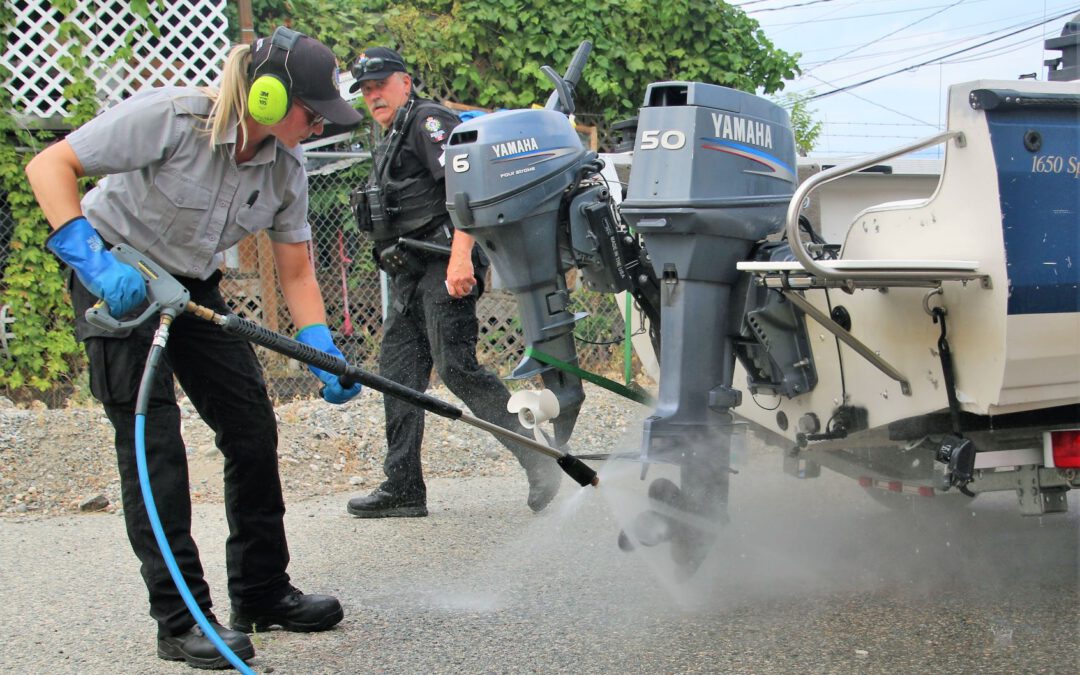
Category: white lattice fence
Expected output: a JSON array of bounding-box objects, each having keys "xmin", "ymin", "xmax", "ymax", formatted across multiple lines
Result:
[{"xmin": 4, "ymin": 0, "xmax": 230, "ymax": 121}]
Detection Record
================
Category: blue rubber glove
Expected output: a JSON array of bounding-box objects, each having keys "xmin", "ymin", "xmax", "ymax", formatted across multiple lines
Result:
[
  {"xmin": 295, "ymin": 324, "xmax": 362, "ymax": 404},
  {"xmin": 46, "ymin": 216, "xmax": 146, "ymax": 318}
]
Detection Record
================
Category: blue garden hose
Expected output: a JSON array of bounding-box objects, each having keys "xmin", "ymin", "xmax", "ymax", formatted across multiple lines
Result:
[{"xmin": 135, "ymin": 313, "xmax": 256, "ymax": 674}]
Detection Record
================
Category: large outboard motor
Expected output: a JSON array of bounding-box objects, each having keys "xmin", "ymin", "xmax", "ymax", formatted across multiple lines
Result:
[
  {"xmin": 619, "ymin": 82, "xmax": 796, "ymax": 564},
  {"xmin": 444, "ymin": 47, "xmax": 596, "ymax": 445}
]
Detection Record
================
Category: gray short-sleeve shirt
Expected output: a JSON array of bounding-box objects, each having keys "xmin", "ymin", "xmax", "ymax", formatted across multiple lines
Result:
[{"xmin": 66, "ymin": 86, "xmax": 310, "ymax": 279}]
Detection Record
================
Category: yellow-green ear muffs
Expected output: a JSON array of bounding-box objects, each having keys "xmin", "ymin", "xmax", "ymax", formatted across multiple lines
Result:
[{"xmin": 248, "ymin": 72, "xmax": 290, "ymax": 126}]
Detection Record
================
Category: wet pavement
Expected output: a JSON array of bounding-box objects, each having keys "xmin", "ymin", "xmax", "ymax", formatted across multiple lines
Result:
[{"xmin": 2, "ymin": 442, "xmax": 1077, "ymax": 674}]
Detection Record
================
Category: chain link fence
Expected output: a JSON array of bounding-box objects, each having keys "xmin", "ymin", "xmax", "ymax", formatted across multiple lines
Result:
[
  {"xmin": 0, "ymin": 123, "xmax": 636, "ymax": 403},
  {"xmin": 0, "ymin": 192, "xmax": 16, "ymax": 356},
  {"xmin": 215, "ymin": 138, "xmax": 633, "ymax": 401}
]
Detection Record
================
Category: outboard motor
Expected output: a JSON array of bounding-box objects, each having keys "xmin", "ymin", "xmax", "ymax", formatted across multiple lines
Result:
[
  {"xmin": 444, "ymin": 44, "xmax": 595, "ymax": 445},
  {"xmin": 619, "ymin": 82, "xmax": 797, "ymax": 567}
]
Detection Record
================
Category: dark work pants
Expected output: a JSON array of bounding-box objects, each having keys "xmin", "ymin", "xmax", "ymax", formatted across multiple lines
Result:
[
  {"xmin": 379, "ymin": 260, "xmax": 529, "ymax": 500},
  {"xmin": 72, "ymin": 274, "xmax": 290, "ymax": 637}
]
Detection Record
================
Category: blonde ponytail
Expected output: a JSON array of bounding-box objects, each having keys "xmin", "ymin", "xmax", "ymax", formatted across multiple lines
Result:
[{"xmin": 204, "ymin": 44, "xmax": 252, "ymax": 150}]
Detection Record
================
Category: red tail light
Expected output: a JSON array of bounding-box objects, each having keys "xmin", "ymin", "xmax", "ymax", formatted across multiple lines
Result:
[{"xmin": 1047, "ymin": 429, "xmax": 1080, "ymax": 468}]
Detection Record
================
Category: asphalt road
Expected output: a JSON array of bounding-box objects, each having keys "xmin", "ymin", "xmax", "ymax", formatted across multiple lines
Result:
[{"xmin": 1, "ymin": 442, "xmax": 1077, "ymax": 674}]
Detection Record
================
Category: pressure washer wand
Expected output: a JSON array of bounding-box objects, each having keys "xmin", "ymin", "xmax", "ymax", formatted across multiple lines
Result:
[{"xmin": 185, "ymin": 302, "xmax": 600, "ymax": 488}]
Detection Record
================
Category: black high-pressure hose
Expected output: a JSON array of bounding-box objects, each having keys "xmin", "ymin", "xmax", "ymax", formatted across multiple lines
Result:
[
  {"xmin": 185, "ymin": 303, "xmax": 600, "ymax": 487},
  {"xmin": 121, "ymin": 292, "xmax": 597, "ymax": 675}
]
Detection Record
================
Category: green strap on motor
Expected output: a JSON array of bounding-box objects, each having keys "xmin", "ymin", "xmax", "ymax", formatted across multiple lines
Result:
[
  {"xmin": 525, "ymin": 346, "xmax": 655, "ymax": 407},
  {"xmin": 623, "ymin": 293, "xmax": 632, "ymax": 386}
]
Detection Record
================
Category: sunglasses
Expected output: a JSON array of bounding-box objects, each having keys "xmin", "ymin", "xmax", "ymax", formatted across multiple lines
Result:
[
  {"xmin": 295, "ymin": 100, "xmax": 325, "ymax": 128},
  {"xmin": 351, "ymin": 56, "xmax": 405, "ymax": 79}
]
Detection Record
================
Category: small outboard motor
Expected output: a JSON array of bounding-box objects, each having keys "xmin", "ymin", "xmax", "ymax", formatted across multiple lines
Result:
[
  {"xmin": 619, "ymin": 82, "xmax": 797, "ymax": 559},
  {"xmin": 444, "ymin": 44, "xmax": 595, "ymax": 445}
]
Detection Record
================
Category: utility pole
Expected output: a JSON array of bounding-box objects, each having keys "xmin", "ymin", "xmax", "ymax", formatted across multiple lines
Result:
[{"xmin": 237, "ymin": 0, "xmax": 255, "ymax": 45}]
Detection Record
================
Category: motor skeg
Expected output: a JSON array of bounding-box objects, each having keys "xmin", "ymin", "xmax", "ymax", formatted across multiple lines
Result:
[{"xmin": 445, "ymin": 108, "xmax": 593, "ymax": 444}]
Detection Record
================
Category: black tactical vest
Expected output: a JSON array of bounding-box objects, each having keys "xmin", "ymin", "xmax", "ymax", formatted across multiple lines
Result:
[{"xmin": 369, "ymin": 98, "xmax": 451, "ymax": 244}]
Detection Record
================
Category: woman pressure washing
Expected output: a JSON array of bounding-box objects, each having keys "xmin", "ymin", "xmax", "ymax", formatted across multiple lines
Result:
[{"xmin": 25, "ymin": 28, "xmax": 361, "ymax": 669}]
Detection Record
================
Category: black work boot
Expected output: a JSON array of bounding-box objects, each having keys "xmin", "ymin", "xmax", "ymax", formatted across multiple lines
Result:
[
  {"xmin": 523, "ymin": 455, "xmax": 562, "ymax": 512},
  {"xmin": 346, "ymin": 487, "xmax": 428, "ymax": 518},
  {"xmin": 157, "ymin": 622, "xmax": 254, "ymax": 670},
  {"xmin": 509, "ymin": 429, "xmax": 562, "ymax": 512},
  {"xmin": 230, "ymin": 586, "xmax": 344, "ymax": 633}
]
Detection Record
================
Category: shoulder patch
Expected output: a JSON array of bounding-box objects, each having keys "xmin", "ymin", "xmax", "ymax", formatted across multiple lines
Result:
[{"xmin": 423, "ymin": 116, "xmax": 447, "ymax": 143}]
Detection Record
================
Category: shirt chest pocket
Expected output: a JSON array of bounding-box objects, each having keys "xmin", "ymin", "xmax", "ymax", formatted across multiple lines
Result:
[
  {"xmin": 233, "ymin": 202, "xmax": 278, "ymax": 236},
  {"xmin": 150, "ymin": 170, "xmax": 212, "ymax": 238}
]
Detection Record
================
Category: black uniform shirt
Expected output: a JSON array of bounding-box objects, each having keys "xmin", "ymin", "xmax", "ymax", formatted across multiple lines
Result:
[
  {"xmin": 378, "ymin": 97, "xmax": 460, "ymax": 186},
  {"xmin": 368, "ymin": 98, "xmax": 463, "ymax": 245}
]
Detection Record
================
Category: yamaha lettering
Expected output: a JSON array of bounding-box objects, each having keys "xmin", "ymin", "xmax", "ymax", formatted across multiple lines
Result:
[
  {"xmin": 491, "ymin": 137, "xmax": 540, "ymax": 158},
  {"xmin": 710, "ymin": 112, "xmax": 774, "ymax": 149}
]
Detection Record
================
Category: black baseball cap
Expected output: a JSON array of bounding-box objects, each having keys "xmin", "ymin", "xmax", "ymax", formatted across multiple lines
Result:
[
  {"xmin": 250, "ymin": 29, "xmax": 362, "ymax": 128},
  {"xmin": 349, "ymin": 46, "xmax": 408, "ymax": 92}
]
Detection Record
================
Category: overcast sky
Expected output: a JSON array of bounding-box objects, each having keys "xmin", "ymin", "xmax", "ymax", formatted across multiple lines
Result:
[{"xmin": 743, "ymin": 0, "xmax": 1080, "ymax": 157}]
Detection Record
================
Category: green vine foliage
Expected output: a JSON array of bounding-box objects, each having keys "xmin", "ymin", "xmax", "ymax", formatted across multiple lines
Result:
[
  {"xmin": 233, "ymin": 1, "xmax": 811, "ymax": 225},
  {"xmin": 275, "ymin": 0, "xmax": 800, "ymax": 131},
  {"xmin": 0, "ymin": 1, "xmax": 161, "ymax": 402}
]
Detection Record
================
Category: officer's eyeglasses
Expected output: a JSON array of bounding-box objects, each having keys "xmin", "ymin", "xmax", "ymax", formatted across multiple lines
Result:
[
  {"xmin": 296, "ymin": 100, "xmax": 325, "ymax": 128},
  {"xmin": 352, "ymin": 56, "xmax": 405, "ymax": 79}
]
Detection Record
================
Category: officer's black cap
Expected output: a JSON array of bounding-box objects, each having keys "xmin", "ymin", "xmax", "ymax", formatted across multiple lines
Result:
[{"xmin": 349, "ymin": 47, "xmax": 409, "ymax": 92}]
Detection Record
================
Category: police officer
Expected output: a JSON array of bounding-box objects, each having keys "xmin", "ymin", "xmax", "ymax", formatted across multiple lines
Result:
[
  {"xmin": 26, "ymin": 29, "xmax": 360, "ymax": 669},
  {"xmin": 346, "ymin": 47, "xmax": 561, "ymax": 518}
]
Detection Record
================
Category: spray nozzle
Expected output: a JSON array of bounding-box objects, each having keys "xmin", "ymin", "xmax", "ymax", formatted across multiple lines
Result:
[{"xmin": 556, "ymin": 453, "xmax": 600, "ymax": 487}]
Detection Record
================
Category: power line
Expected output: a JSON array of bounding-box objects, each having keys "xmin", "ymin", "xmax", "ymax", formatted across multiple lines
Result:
[
  {"xmin": 801, "ymin": 36, "xmax": 973, "ymax": 67},
  {"xmin": 824, "ymin": 120, "xmax": 942, "ymax": 126},
  {"xmin": 805, "ymin": 8, "xmax": 1079, "ymax": 101},
  {"xmin": 745, "ymin": 0, "xmax": 842, "ymax": 12},
  {"xmin": 790, "ymin": 1, "xmax": 1077, "ymax": 55},
  {"xmin": 799, "ymin": 26, "xmax": 1022, "ymax": 66},
  {"xmin": 765, "ymin": 0, "xmax": 864, "ymax": 36},
  {"xmin": 791, "ymin": 10, "xmax": 1055, "ymax": 93},
  {"xmin": 938, "ymin": 33, "xmax": 1047, "ymax": 64},
  {"xmin": 794, "ymin": 73, "xmax": 941, "ymax": 126},
  {"xmin": 733, "ymin": 0, "xmax": 790, "ymax": 7},
  {"xmin": 825, "ymin": 133, "xmax": 929, "ymax": 138},
  {"xmin": 760, "ymin": 0, "xmax": 1009, "ymax": 27},
  {"xmin": 807, "ymin": 148, "xmax": 947, "ymax": 156},
  {"xmin": 802, "ymin": 0, "xmax": 967, "ymax": 77},
  {"xmin": 771, "ymin": 5, "xmax": 961, "ymax": 28}
]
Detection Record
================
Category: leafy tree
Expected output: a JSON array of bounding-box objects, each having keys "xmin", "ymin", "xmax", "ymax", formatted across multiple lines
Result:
[
  {"xmin": 780, "ymin": 91, "xmax": 823, "ymax": 157},
  {"xmin": 0, "ymin": 0, "xmax": 162, "ymax": 401},
  {"xmin": 222, "ymin": 0, "xmax": 294, "ymax": 40},
  {"xmin": 253, "ymin": 1, "xmax": 800, "ymax": 134}
]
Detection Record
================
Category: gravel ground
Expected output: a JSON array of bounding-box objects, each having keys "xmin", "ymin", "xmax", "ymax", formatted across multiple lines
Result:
[
  {"xmin": 2, "ymin": 381, "xmax": 1077, "ymax": 674},
  {"xmin": 1, "ymin": 406, "xmax": 1076, "ymax": 674},
  {"xmin": 0, "ymin": 381, "xmax": 644, "ymax": 519}
]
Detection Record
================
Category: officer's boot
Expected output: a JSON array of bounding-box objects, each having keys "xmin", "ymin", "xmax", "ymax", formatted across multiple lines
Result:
[{"xmin": 506, "ymin": 433, "xmax": 562, "ymax": 512}]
